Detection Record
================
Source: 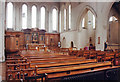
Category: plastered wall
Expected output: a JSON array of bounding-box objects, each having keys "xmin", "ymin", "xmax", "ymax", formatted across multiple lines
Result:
[{"xmin": 60, "ymin": 2, "xmax": 114, "ymax": 51}]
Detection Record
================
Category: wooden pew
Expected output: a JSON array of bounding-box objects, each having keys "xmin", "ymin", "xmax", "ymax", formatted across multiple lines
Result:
[
  {"xmin": 6, "ymin": 57, "xmax": 24, "ymax": 61},
  {"xmin": 20, "ymin": 68, "xmax": 36, "ymax": 79},
  {"xmin": 60, "ymin": 48, "xmax": 69, "ymax": 54},
  {"xmin": 96, "ymin": 51, "xmax": 105, "ymax": 62},
  {"xmin": 30, "ymin": 59, "xmax": 97, "ymax": 68},
  {"xmin": 83, "ymin": 50, "xmax": 90, "ymax": 59},
  {"xmin": 36, "ymin": 61, "xmax": 112, "ymax": 79},
  {"xmin": 69, "ymin": 50, "xmax": 78, "ymax": 56},
  {"xmin": 6, "ymin": 49, "xmax": 120, "ymax": 81},
  {"xmin": 89, "ymin": 51, "xmax": 97, "ymax": 59},
  {"xmin": 28, "ymin": 57, "xmax": 85, "ymax": 63},
  {"xmin": 77, "ymin": 50, "xmax": 84, "ymax": 57},
  {"xmin": 102, "ymin": 52, "xmax": 115, "ymax": 61},
  {"xmin": 24, "ymin": 54, "xmax": 71, "ymax": 59},
  {"xmin": 6, "ymin": 60, "xmax": 27, "ymax": 64},
  {"xmin": 6, "ymin": 69, "xmax": 20, "ymax": 80},
  {"xmin": 7, "ymin": 63, "xmax": 30, "ymax": 70},
  {"xmin": 6, "ymin": 68, "xmax": 36, "ymax": 80},
  {"xmin": 26, "ymin": 55, "xmax": 78, "ymax": 62}
]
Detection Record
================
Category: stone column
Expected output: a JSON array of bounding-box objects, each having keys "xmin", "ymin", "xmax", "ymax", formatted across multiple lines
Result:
[
  {"xmin": 61, "ymin": 5, "xmax": 64, "ymax": 32},
  {"xmin": 19, "ymin": 3, "xmax": 22, "ymax": 31},
  {"xmin": 46, "ymin": 7, "xmax": 49, "ymax": 32},
  {"xmin": 66, "ymin": 7, "xmax": 69, "ymax": 31},
  {"xmin": 27, "ymin": 3, "xmax": 32, "ymax": 29},
  {"xmin": 37, "ymin": 5, "xmax": 40, "ymax": 29},
  {"xmin": 14, "ymin": 3, "xmax": 22, "ymax": 31},
  {"xmin": 49, "ymin": 7, "xmax": 52, "ymax": 32},
  {"xmin": 95, "ymin": 3, "xmax": 107, "ymax": 51},
  {"xmin": 13, "ymin": 2, "xmax": 16, "ymax": 30},
  {"xmin": 0, "ymin": 0, "xmax": 5, "ymax": 62}
]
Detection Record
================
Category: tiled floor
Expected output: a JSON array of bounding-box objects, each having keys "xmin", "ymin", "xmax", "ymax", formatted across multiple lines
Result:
[{"xmin": 0, "ymin": 62, "xmax": 6, "ymax": 81}]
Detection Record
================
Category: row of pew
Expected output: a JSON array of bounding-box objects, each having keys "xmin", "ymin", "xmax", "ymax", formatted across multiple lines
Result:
[
  {"xmin": 6, "ymin": 50, "xmax": 120, "ymax": 81},
  {"xmin": 69, "ymin": 50, "xmax": 120, "ymax": 65}
]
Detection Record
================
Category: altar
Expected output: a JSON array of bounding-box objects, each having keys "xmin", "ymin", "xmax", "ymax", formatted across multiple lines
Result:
[
  {"xmin": 5, "ymin": 28, "xmax": 60, "ymax": 53},
  {"xmin": 27, "ymin": 43, "xmax": 47, "ymax": 51}
]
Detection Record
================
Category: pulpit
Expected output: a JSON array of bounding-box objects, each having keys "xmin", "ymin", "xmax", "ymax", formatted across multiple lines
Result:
[{"xmin": 5, "ymin": 31, "xmax": 24, "ymax": 53}]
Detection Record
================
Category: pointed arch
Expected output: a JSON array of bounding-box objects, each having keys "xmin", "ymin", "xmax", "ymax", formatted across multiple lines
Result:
[{"xmin": 76, "ymin": 5, "xmax": 97, "ymax": 31}]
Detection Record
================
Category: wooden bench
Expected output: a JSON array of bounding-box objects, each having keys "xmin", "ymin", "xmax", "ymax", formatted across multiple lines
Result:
[
  {"xmin": 89, "ymin": 51, "xmax": 97, "ymax": 59},
  {"xmin": 24, "ymin": 55, "xmax": 75, "ymax": 59},
  {"xmin": 77, "ymin": 50, "xmax": 84, "ymax": 57},
  {"xmin": 7, "ymin": 63, "xmax": 30, "ymax": 70},
  {"xmin": 6, "ymin": 69, "xmax": 20, "ymax": 80},
  {"xmin": 6, "ymin": 68, "xmax": 36, "ymax": 80},
  {"xmin": 96, "ymin": 51, "xmax": 105, "ymax": 62},
  {"xmin": 30, "ymin": 59, "xmax": 97, "ymax": 68},
  {"xmin": 103, "ymin": 52, "xmax": 115, "ymax": 61},
  {"xmin": 36, "ymin": 61, "xmax": 112, "ymax": 79},
  {"xmin": 6, "ymin": 60, "xmax": 27, "ymax": 64},
  {"xmin": 28, "ymin": 57, "xmax": 85, "ymax": 63},
  {"xmin": 69, "ymin": 50, "xmax": 79, "ymax": 56},
  {"xmin": 6, "ymin": 57, "xmax": 24, "ymax": 61},
  {"xmin": 83, "ymin": 50, "xmax": 90, "ymax": 59},
  {"xmin": 6, "ymin": 49, "xmax": 120, "ymax": 81}
]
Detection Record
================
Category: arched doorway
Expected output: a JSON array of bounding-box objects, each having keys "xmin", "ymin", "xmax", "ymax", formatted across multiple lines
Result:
[
  {"xmin": 107, "ymin": 2, "xmax": 120, "ymax": 50},
  {"xmin": 71, "ymin": 41, "xmax": 74, "ymax": 48},
  {"xmin": 108, "ymin": 16, "xmax": 118, "ymax": 44}
]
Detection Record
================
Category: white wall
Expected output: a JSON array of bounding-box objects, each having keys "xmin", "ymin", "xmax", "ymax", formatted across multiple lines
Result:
[
  {"xmin": 60, "ymin": 2, "xmax": 113, "ymax": 51},
  {"xmin": 0, "ymin": 0, "xmax": 5, "ymax": 62},
  {"xmin": 0, "ymin": 0, "xmax": 5, "ymax": 81}
]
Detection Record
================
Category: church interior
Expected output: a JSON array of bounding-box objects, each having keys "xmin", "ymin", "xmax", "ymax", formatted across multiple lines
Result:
[{"xmin": 1, "ymin": 0, "xmax": 120, "ymax": 81}]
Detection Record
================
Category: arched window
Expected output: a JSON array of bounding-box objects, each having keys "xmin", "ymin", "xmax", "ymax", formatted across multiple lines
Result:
[
  {"xmin": 59, "ymin": 11, "xmax": 61, "ymax": 32},
  {"xmin": 69, "ymin": 5, "xmax": 71, "ymax": 30},
  {"xmin": 81, "ymin": 18, "xmax": 85, "ymax": 28},
  {"xmin": 93, "ymin": 15, "xmax": 95, "ymax": 29},
  {"xmin": 7, "ymin": 2, "xmax": 13, "ymax": 28},
  {"xmin": 22, "ymin": 4, "xmax": 27, "ymax": 29},
  {"xmin": 108, "ymin": 16, "xmax": 118, "ymax": 44},
  {"xmin": 40, "ymin": 6, "xmax": 45, "ymax": 29},
  {"xmin": 52, "ymin": 8, "xmax": 57, "ymax": 31},
  {"xmin": 32, "ymin": 5, "xmax": 37, "ymax": 28},
  {"xmin": 109, "ymin": 17, "xmax": 113, "ymax": 22},
  {"xmin": 81, "ymin": 10, "xmax": 96, "ymax": 29},
  {"xmin": 64, "ymin": 9, "xmax": 67, "ymax": 31},
  {"xmin": 109, "ymin": 16, "xmax": 118, "ymax": 22}
]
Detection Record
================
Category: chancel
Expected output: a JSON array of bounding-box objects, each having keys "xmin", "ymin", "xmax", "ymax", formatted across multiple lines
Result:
[{"xmin": 1, "ymin": 0, "xmax": 120, "ymax": 81}]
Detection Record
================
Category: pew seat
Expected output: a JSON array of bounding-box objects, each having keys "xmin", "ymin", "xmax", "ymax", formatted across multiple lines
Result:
[
  {"xmin": 7, "ymin": 63, "xmax": 30, "ymax": 70},
  {"xmin": 28, "ymin": 57, "xmax": 85, "ymax": 63},
  {"xmin": 36, "ymin": 61, "xmax": 112, "ymax": 78},
  {"xmin": 30, "ymin": 59, "xmax": 97, "ymax": 68}
]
